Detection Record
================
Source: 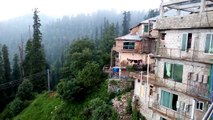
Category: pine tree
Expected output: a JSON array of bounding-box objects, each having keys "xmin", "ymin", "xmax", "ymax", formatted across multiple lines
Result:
[
  {"xmin": 23, "ymin": 39, "xmax": 32, "ymax": 77},
  {"xmin": 122, "ymin": 11, "xmax": 131, "ymax": 35},
  {"xmin": 12, "ymin": 54, "xmax": 21, "ymax": 80},
  {"xmin": 2, "ymin": 44, "xmax": 11, "ymax": 82},
  {"xmin": 0, "ymin": 46, "xmax": 5, "ymax": 84},
  {"xmin": 30, "ymin": 8, "xmax": 47, "ymax": 92}
]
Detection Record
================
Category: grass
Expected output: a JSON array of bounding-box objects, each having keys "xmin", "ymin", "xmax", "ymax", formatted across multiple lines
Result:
[
  {"xmin": 14, "ymin": 92, "xmax": 61, "ymax": 120},
  {"xmin": 13, "ymin": 80, "xmax": 110, "ymax": 120}
]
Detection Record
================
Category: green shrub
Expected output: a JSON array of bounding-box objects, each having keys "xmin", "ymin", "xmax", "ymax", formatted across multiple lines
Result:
[
  {"xmin": 57, "ymin": 79, "xmax": 84, "ymax": 102},
  {"xmin": 109, "ymin": 80, "xmax": 118, "ymax": 85},
  {"xmin": 16, "ymin": 79, "xmax": 33, "ymax": 101},
  {"xmin": 126, "ymin": 97, "xmax": 132, "ymax": 114},
  {"xmin": 9, "ymin": 98, "xmax": 24, "ymax": 116}
]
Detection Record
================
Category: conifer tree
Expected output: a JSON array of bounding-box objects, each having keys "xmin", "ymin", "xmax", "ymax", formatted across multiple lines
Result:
[
  {"xmin": 0, "ymin": 46, "xmax": 5, "ymax": 84},
  {"xmin": 12, "ymin": 54, "xmax": 21, "ymax": 80},
  {"xmin": 2, "ymin": 44, "xmax": 11, "ymax": 82},
  {"xmin": 23, "ymin": 39, "xmax": 32, "ymax": 77},
  {"xmin": 122, "ymin": 11, "xmax": 131, "ymax": 35},
  {"xmin": 30, "ymin": 8, "xmax": 47, "ymax": 92}
]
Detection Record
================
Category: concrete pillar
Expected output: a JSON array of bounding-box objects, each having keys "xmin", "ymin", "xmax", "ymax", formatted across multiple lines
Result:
[
  {"xmin": 160, "ymin": 4, "xmax": 164, "ymax": 18},
  {"xmin": 200, "ymin": 0, "xmax": 206, "ymax": 13},
  {"xmin": 177, "ymin": 9, "xmax": 181, "ymax": 16}
]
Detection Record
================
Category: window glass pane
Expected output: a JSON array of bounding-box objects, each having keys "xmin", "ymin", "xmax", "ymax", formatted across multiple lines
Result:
[
  {"xmin": 182, "ymin": 34, "xmax": 187, "ymax": 51},
  {"xmin": 161, "ymin": 90, "xmax": 170, "ymax": 108},
  {"xmin": 164, "ymin": 63, "xmax": 172, "ymax": 79},
  {"xmin": 205, "ymin": 34, "xmax": 211, "ymax": 53},
  {"xmin": 144, "ymin": 25, "xmax": 148, "ymax": 32},
  {"xmin": 210, "ymin": 35, "xmax": 213, "ymax": 53},
  {"xmin": 173, "ymin": 64, "xmax": 183, "ymax": 82},
  {"xmin": 200, "ymin": 102, "xmax": 203, "ymax": 110},
  {"xmin": 196, "ymin": 102, "xmax": 199, "ymax": 109}
]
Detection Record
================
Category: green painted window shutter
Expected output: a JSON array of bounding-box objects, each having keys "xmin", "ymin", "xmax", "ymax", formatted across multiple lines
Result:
[
  {"xmin": 205, "ymin": 34, "xmax": 211, "ymax": 53},
  {"xmin": 182, "ymin": 34, "xmax": 187, "ymax": 51}
]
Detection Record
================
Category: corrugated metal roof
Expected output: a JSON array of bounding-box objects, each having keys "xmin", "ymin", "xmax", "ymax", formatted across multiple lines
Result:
[{"xmin": 116, "ymin": 34, "xmax": 141, "ymax": 41}]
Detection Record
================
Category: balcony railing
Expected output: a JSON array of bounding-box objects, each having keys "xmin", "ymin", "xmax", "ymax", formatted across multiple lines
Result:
[
  {"xmin": 129, "ymin": 72, "xmax": 211, "ymax": 101},
  {"xmin": 149, "ymin": 101, "xmax": 191, "ymax": 120},
  {"xmin": 156, "ymin": 47, "xmax": 213, "ymax": 64},
  {"xmin": 157, "ymin": 77, "xmax": 211, "ymax": 101}
]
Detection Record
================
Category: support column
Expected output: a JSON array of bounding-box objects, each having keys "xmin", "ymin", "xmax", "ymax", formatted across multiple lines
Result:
[{"xmin": 200, "ymin": 0, "xmax": 206, "ymax": 13}]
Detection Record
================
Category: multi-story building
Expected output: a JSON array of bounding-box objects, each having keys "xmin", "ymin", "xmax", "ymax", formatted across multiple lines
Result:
[
  {"xmin": 110, "ymin": 18, "xmax": 157, "ymax": 80},
  {"xmin": 133, "ymin": 0, "xmax": 213, "ymax": 120}
]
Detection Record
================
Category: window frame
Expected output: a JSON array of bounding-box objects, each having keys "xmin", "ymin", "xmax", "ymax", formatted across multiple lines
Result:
[
  {"xmin": 196, "ymin": 101, "xmax": 204, "ymax": 111},
  {"xmin": 181, "ymin": 33, "xmax": 192, "ymax": 51},
  {"xmin": 160, "ymin": 90, "xmax": 178, "ymax": 111},
  {"xmin": 144, "ymin": 24, "xmax": 148, "ymax": 33},
  {"xmin": 163, "ymin": 63, "xmax": 183, "ymax": 83},
  {"xmin": 123, "ymin": 41, "xmax": 135, "ymax": 50},
  {"xmin": 204, "ymin": 33, "xmax": 213, "ymax": 54}
]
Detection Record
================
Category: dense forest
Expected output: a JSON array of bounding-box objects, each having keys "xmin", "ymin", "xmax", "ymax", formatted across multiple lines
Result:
[{"xmin": 0, "ymin": 8, "xmax": 159, "ymax": 120}]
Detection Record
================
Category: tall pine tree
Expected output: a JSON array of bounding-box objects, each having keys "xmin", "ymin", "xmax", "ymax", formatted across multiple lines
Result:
[
  {"xmin": 2, "ymin": 44, "xmax": 11, "ymax": 82},
  {"xmin": 122, "ymin": 11, "xmax": 131, "ymax": 35},
  {"xmin": 12, "ymin": 54, "xmax": 21, "ymax": 80},
  {"xmin": 31, "ymin": 8, "xmax": 47, "ymax": 92},
  {"xmin": 0, "ymin": 45, "xmax": 5, "ymax": 84}
]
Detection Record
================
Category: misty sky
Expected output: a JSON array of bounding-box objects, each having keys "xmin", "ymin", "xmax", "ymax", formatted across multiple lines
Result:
[{"xmin": 0, "ymin": 0, "xmax": 167, "ymax": 21}]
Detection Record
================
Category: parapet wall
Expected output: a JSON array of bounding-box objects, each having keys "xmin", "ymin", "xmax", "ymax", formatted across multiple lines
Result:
[{"xmin": 155, "ymin": 11, "xmax": 213, "ymax": 30}]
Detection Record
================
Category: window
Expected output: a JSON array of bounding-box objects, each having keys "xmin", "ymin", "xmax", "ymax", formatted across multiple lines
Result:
[
  {"xmin": 181, "ymin": 33, "xmax": 192, "ymax": 51},
  {"xmin": 160, "ymin": 117, "xmax": 167, "ymax": 120},
  {"xmin": 123, "ymin": 42, "xmax": 135, "ymax": 50},
  {"xmin": 161, "ymin": 33, "xmax": 166, "ymax": 40},
  {"xmin": 205, "ymin": 34, "xmax": 213, "ymax": 54},
  {"xmin": 196, "ymin": 101, "xmax": 204, "ymax": 111},
  {"xmin": 144, "ymin": 25, "xmax": 148, "ymax": 32},
  {"xmin": 164, "ymin": 63, "xmax": 183, "ymax": 82},
  {"xmin": 160, "ymin": 90, "xmax": 178, "ymax": 111}
]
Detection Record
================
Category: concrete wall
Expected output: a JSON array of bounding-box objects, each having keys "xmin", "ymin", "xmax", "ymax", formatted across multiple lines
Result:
[
  {"xmin": 159, "ymin": 29, "xmax": 213, "ymax": 62},
  {"xmin": 155, "ymin": 58, "xmax": 211, "ymax": 120},
  {"xmin": 155, "ymin": 11, "xmax": 213, "ymax": 30}
]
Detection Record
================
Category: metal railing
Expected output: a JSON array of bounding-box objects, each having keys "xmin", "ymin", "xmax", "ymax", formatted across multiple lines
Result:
[
  {"xmin": 155, "ymin": 77, "xmax": 211, "ymax": 101},
  {"xmin": 157, "ymin": 47, "xmax": 213, "ymax": 63}
]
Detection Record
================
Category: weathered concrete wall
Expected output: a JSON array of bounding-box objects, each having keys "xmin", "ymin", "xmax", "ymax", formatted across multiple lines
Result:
[
  {"xmin": 159, "ymin": 29, "xmax": 213, "ymax": 62},
  {"xmin": 155, "ymin": 11, "xmax": 213, "ymax": 30},
  {"xmin": 130, "ymin": 26, "xmax": 140, "ymax": 35},
  {"xmin": 155, "ymin": 59, "xmax": 211, "ymax": 119}
]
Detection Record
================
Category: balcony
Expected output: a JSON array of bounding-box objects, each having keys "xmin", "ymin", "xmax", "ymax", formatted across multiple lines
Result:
[
  {"xmin": 149, "ymin": 101, "xmax": 191, "ymax": 120},
  {"xmin": 155, "ymin": 47, "xmax": 213, "ymax": 64},
  {"xmin": 129, "ymin": 71, "xmax": 211, "ymax": 102},
  {"xmin": 155, "ymin": 77, "xmax": 211, "ymax": 102}
]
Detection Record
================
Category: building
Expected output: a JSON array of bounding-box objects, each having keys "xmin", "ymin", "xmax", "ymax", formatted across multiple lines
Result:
[
  {"xmin": 110, "ymin": 18, "xmax": 157, "ymax": 80},
  {"xmin": 132, "ymin": 0, "xmax": 213, "ymax": 120}
]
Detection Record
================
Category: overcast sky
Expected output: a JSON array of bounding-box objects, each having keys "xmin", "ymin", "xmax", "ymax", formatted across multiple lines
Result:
[{"xmin": 0, "ymin": 0, "xmax": 167, "ymax": 21}]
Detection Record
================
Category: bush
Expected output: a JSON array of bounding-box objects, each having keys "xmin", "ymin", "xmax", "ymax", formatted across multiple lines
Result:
[
  {"xmin": 16, "ymin": 79, "xmax": 33, "ymax": 101},
  {"xmin": 9, "ymin": 98, "xmax": 24, "ymax": 116},
  {"xmin": 57, "ymin": 79, "xmax": 84, "ymax": 102},
  {"xmin": 131, "ymin": 110, "xmax": 146, "ymax": 120},
  {"xmin": 126, "ymin": 97, "xmax": 132, "ymax": 114}
]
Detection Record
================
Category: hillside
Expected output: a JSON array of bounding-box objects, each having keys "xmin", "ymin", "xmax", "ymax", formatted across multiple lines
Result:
[{"xmin": 14, "ymin": 80, "xmax": 111, "ymax": 120}]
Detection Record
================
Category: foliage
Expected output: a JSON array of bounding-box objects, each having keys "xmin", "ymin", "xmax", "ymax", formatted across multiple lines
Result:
[
  {"xmin": 131, "ymin": 110, "xmax": 146, "ymax": 120},
  {"xmin": 0, "ymin": 46, "xmax": 5, "ymax": 84},
  {"xmin": 2, "ymin": 44, "xmax": 11, "ymax": 82},
  {"xmin": 12, "ymin": 54, "xmax": 21, "ymax": 80},
  {"xmin": 91, "ymin": 103, "xmax": 115, "ymax": 120},
  {"xmin": 14, "ymin": 93, "xmax": 61, "ymax": 120},
  {"xmin": 109, "ymin": 80, "xmax": 118, "ymax": 85},
  {"xmin": 57, "ymin": 79, "xmax": 84, "ymax": 102},
  {"xmin": 23, "ymin": 39, "xmax": 33, "ymax": 77},
  {"xmin": 126, "ymin": 97, "xmax": 132, "ymax": 114},
  {"xmin": 144, "ymin": 9, "xmax": 159, "ymax": 20},
  {"xmin": 77, "ymin": 62, "xmax": 101, "ymax": 88},
  {"xmin": 16, "ymin": 79, "xmax": 33, "ymax": 101},
  {"xmin": 122, "ymin": 11, "xmax": 131, "ymax": 35},
  {"xmin": 9, "ymin": 98, "xmax": 24, "ymax": 117}
]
